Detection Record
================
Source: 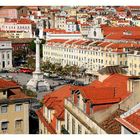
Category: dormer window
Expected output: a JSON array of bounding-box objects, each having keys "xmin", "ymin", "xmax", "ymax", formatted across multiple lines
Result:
[
  {"xmin": 75, "ymin": 90, "xmax": 80, "ymax": 95},
  {"xmin": 82, "ymin": 98, "xmax": 88, "ymax": 103}
]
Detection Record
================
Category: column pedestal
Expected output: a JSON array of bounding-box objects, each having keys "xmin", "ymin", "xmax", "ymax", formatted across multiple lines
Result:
[
  {"xmin": 26, "ymin": 36, "xmax": 50, "ymax": 93},
  {"xmin": 26, "ymin": 72, "xmax": 50, "ymax": 92}
]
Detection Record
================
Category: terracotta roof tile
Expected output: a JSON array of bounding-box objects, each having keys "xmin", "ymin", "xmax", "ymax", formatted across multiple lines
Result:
[
  {"xmin": 116, "ymin": 109, "xmax": 140, "ymax": 133},
  {"xmin": 0, "ymin": 78, "xmax": 19, "ymax": 89}
]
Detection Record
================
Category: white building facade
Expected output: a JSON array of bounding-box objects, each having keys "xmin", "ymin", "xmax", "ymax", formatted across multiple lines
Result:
[
  {"xmin": 0, "ymin": 39, "xmax": 13, "ymax": 70},
  {"xmin": 0, "ymin": 22, "xmax": 33, "ymax": 38},
  {"xmin": 43, "ymin": 39, "xmax": 128, "ymax": 74},
  {"xmin": 127, "ymin": 51, "xmax": 140, "ymax": 76}
]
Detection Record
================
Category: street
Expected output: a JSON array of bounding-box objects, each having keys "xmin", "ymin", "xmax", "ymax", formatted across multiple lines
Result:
[
  {"xmin": 0, "ymin": 73, "xmax": 68, "ymax": 100},
  {"xmin": 0, "ymin": 72, "xmax": 95, "ymax": 100}
]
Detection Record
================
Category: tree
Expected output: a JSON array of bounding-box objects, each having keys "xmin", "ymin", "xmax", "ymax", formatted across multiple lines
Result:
[
  {"xmin": 29, "ymin": 39, "xmax": 46, "ymax": 58},
  {"xmin": 26, "ymin": 56, "xmax": 35, "ymax": 69}
]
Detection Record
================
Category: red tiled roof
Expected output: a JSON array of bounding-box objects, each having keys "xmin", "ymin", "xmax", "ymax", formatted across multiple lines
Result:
[
  {"xmin": 0, "ymin": 78, "xmax": 19, "ymax": 89},
  {"xmin": 65, "ymin": 39, "xmax": 78, "ymax": 44},
  {"xmin": 102, "ymin": 74, "xmax": 130, "ymax": 99},
  {"xmin": 105, "ymin": 32, "xmax": 140, "ymax": 41},
  {"xmin": 36, "ymin": 85, "xmax": 71, "ymax": 133},
  {"xmin": 72, "ymin": 74, "xmax": 130, "ymax": 112},
  {"xmin": 102, "ymin": 26, "xmax": 140, "ymax": 36},
  {"xmin": 0, "ymin": 78, "xmax": 31, "ymax": 101},
  {"xmin": 116, "ymin": 7, "xmax": 127, "ymax": 12},
  {"xmin": 44, "ymin": 28, "xmax": 81, "ymax": 34},
  {"xmin": 5, "ymin": 18, "xmax": 35, "ymax": 25},
  {"xmin": 8, "ymin": 88, "xmax": 31, "ymax": 100},
  {"xmin": 89, "ymin": 80, "xmax": 103, "ymax": 88},
  {"xmin": 36, "ymin": 108, "xmax": 57, "ymax": 134},
  {"xmin": 48, "ymin": 39, "xmax": 68, "ymax": 43},
  {"xmin": 116, "ymin": 109, "xmax": 140, "ymax": 133},
  {"xmin": 128, "ymin": 6, "xmax": 140, "ymax": 9},
  {"xmin": 81, "ymin": 87, "xmax": 116, "ymax": 100}
]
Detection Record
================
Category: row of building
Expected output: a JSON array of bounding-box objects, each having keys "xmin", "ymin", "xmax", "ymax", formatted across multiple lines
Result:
[
  {"xmin": 0, "ymin": 64, "xmax": 140, "ymax": 134},
  {"xmin": 36, "ymin": 68, "xmax": 140, "ymax": 134},
  {"xmin": 43, "ymin": 37, "xmax": 140, "ymax": 76}
]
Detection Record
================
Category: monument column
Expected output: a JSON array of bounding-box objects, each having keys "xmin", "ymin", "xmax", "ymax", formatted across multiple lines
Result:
[
  {"xmin": 26, "ymin": 28, "xmax": 50, "ymax": 92},
  {"xmin": 34, "ymin": 37, "xmax": 41, "ymax": 73}
]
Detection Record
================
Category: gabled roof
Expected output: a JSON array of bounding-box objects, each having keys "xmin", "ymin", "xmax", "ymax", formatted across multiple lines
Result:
[
  {"xmin": 36, "ymin": 85, "xmax": 71, "ymax": 134},
  {"xmin": 71, "ymin": 73, "xmax": 130, "ymax": 112},
  {"xmin": 44, "ymin": 85, "xmax": 71, "ymax": 119}
]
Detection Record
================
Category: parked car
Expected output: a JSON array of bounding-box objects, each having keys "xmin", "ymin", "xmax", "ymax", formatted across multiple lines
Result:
[
  {"xmin": 18, "ymin": 68, "xmax": 33, "ymax": 74},
  {"xmin": 50, "ymin": 74, "xmax": 59, "ymax": 78},
  {"xmin": 64, "ymin": 79, "xmax": 75, "ymax": 84},
  {"xmin": 72, "ymin": 81, "xmax": 85, "ymax": 86},
  {"xmin": 54, "ymin": 76, "xmax": 65, "ymax": 81}
]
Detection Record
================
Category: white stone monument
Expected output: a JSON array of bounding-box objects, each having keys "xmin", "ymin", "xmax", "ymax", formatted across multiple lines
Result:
[{"xmin": 26, "ymin": 28, "xmax": 50, "ymax": 92}]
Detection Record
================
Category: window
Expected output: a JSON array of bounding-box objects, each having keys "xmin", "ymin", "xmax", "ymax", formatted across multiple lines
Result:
[
  {"xmin": 1, "ymin": 105, "xmax": 7, "ymax": 113},
  {"xmin": 7, "ymin": 61, "xmax": 10, "ymax": 65},
  {"xmin": 15, "ymin": 104, "xmax": 22, "ymax": 112},
  {"xmin": 15, "ymin": 120, "xmax": 22, "ymax": 129},
  {"xmin": 1, "ymin": 122, "xmax": 8, "ymax": 130},
  {"xmin": 125, "ymin": 61, "xmax": 127, "ymax": 66},
  {"xmin": 72, "ymin": 118, "xmax": 75, "ymax": 134},
  {"xmin": 134, "ymin": 70, "xmax": 136, "ymax": 75},
  {"xmin": 78, "ymin": 124, "xmax": 82, "ymax": 134},
  {"xmin": 3, "ymin": 91, "xmax": 6, "ymax": 95},
  {"xmin": 94, "ymin": 31, "xmax": 96, "ymax": 37},
  {"xmin": 7, "ymin": 54, "xmax": 10, "ymax": 59},
  {"xmin": 2, "ymin": 54, "xmax": 4, "ymax": 59}
]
